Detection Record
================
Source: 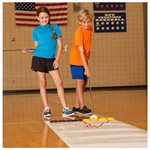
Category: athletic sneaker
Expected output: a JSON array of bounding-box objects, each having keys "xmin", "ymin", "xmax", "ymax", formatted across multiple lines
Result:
[
  {"xmin": 43, "ymin": 108, "xmax": 52, "ymax": 119},
  {"xmin": 78, "ymin": 106, "xmax": 92, "ymax": 115},
  {"xmin": 72, "ymin": 107, "xmax": 80, "ymax": 113},
  {"xmin": 62, "ymin": 107, "xmax": 75, "ymax": 118}
]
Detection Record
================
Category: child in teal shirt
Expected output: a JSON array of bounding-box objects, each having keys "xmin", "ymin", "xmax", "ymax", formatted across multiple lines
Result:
[{"xmin": 22, "ymin": 6, "xmax": 74, "ymax": 119}]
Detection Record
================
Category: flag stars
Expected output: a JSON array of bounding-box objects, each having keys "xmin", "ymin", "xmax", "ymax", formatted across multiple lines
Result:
[{"xmin": 15, "ymin": 3, "xmax": 35, "ymax": 11}]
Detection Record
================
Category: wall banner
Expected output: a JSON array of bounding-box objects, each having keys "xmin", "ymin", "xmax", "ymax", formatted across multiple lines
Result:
[
  {"xmin": 94, "ymin": 12, "xmax": 126, "ymax": 33},
  {"xmin": 93, "ymin": 2, "xmax": 126, "ymax": 11}
]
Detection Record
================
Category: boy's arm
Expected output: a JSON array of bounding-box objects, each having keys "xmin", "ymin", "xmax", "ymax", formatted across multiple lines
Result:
[
  {"xmin": 53, "ymin": 37, "xmax": 62, "ymax": 69},
  {"xmin": 78, "ymin": 45, "xmax": 91, "ymax": 77}
]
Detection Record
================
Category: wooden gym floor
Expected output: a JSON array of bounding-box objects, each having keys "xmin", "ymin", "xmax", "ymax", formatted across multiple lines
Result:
[{"xmin": 3, "ymin": 88, "xmax": 147, "ymax": 148}]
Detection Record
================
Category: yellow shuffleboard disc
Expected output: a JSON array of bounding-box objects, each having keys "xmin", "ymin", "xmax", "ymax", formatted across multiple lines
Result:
[{"xmin": 83, "ymin": 117, "xmax": 115, "ymax": 123}]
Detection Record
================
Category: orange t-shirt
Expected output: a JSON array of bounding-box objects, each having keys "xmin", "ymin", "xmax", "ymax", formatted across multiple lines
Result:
[{"xmin": 69, "ymin": 25, "xmax": 92, "ymax": 66}]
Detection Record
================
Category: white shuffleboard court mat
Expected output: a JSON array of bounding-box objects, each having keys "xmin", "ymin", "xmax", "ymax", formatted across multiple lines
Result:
[{"xmin": 45, "ymin": 119, "xmax": 147, "ymax": 148}]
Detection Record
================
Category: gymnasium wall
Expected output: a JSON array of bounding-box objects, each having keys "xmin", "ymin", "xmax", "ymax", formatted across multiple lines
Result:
[{"xmin": 3, "ymin": 2, "xmax": 147, "ymax": 91}]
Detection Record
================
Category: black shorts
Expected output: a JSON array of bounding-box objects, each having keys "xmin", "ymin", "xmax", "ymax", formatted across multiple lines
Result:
[{"xmin": 31, "ymin": 56, "xmax": 58, "ymax": 73}]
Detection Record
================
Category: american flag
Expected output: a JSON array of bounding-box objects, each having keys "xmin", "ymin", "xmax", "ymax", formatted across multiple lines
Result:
[{"xmin": 15, "ymin": 2, "xmax": 68, "ymax": 26}]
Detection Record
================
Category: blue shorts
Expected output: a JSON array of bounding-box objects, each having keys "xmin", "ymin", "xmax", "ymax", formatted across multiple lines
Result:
[{"xmin": 70, "ymin": 65, "xmax": 88, "ymax": 81}]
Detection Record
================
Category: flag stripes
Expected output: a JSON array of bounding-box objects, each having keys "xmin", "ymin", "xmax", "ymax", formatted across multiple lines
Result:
[{"xmin": 15, "ymin": 2, "xmax": 68, "ymax": 26}]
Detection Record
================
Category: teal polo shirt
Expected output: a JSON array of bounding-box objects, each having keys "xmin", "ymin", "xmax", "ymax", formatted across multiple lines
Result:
[{"xmin": 32, "ymin": 24, "xmax": 62, "ymax": 58}]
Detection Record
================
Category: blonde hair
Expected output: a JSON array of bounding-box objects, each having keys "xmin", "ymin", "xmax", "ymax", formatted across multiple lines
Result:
[{"xmin": 77, "ymin": 9, "xmax": 93, "ymax": 22}]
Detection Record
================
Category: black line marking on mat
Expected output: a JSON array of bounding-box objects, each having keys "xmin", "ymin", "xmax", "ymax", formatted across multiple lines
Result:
[{"xmin": 50, "ymin": 119, "xmax": 82, "ymax": 123}]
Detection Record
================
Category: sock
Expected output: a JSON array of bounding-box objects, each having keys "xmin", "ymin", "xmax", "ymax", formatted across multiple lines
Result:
[
  {"xmin": 45, "ymin": 106, "xmax": 50, "ymax": 110},
  {"xmin": 63, "ymin": 107, "xmax": 69, "ymax": 110}
]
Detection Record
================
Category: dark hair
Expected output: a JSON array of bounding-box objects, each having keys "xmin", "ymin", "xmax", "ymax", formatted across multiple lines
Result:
[
  {"xmin": 36, "ymin": 7, "xmax": 50, "ymax": 17},
  {"xmin": 36, "ymin": 7, "xmax": 57, "ymax": 39}
]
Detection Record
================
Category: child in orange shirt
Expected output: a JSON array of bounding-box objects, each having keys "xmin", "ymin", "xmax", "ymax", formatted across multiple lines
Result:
[{"xmin": 69, "ymin": 9, "xmax": 93, "ymax": 114}]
